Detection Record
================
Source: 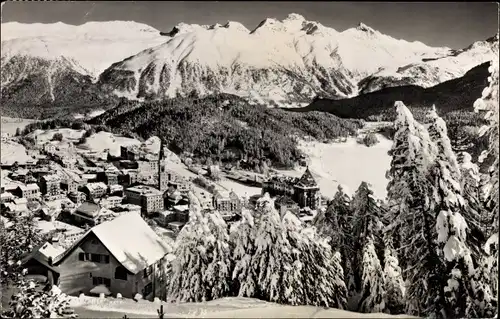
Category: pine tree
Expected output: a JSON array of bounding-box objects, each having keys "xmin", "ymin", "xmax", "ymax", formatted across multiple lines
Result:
[
  {"xmin": 168, "ymin": 192, "xmax": 231, "ymax": 302},
  {"xmin": 459, "ymin": 151, "xmax": 487, "ymax": 261},
  {"xmin": 385, "ymin": 101, "xmax": 444, "ymax": 317},
  {"xmin": 252, "ymin": 199, "xmax": 293, "ymax": 303},
  {"xmin": 359, "ymin": 236, "xmax": 386, "ymax": 313},
  {"xmin": 427, "ymin": 106, "xmax": 476, "ymax": 318},
  {"xmin": 1, "ymin": 215, "xmax": 51, "ymax": 286},
  {"xmin": 315, "ymin": 185, "xmax": 354, "ymax": 288},
  {"xmin": 351, "ymin": 182, "xmax": 384, "ymax": 293},
  {"xmin": 474, "ymin": 60, "xmax": 499, "ymax": 302},
  {"xmin": 230, "ymin": 208, "xmax": 258, "ymax": 297},
  {"xmin": 203, "ymin": 211, "xmax": 232, "ymax": 300},
  {"xmin": 385, "ymin": 101, "xmax": 438, "ymax": 271},
  {"xmin": 382, "ymin": 233, "xmax": 405, "ymax": 315}
]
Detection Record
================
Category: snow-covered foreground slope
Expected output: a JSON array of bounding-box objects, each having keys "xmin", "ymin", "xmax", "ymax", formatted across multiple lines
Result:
[
  {"xmin": 280, "ymin": 133, "xmax": 392, "ymax": 200},
  {"xmin": 70, "ymin": 296, "xmax": 416, "ymax": 318},
  {"xmin": 99, "ymin": 13, "xmax": 450, "ymax": 104}
]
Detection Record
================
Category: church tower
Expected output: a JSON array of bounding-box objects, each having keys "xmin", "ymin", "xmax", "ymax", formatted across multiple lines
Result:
[{"xmin": 158, "ymin": 140, "xmax": 169, "ymax": 193}]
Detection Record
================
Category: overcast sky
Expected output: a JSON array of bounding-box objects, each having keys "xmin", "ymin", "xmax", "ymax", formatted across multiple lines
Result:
[{"xmin": 2, "ymin": 1, "xmax": 498, "ymax": 49}]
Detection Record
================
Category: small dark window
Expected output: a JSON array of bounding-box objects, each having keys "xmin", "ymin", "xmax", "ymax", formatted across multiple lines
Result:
[
  {"xmin": 115, "ymin": 266, "xmax": 128, "ymax": 280},
  {"xmin": 143, "ymin": 265, "xmax": 153, "ymax": 278},
  {"xmin": 103, "ymin": 255, "xmax": 110, "ymax": 264},
  {"xmin": 91, "ymin": 254, "xmax": 101, "ymax": 263},
  {"xmin": 143, "ymin": 282, "xmax": 153, "ymax": 296},
  {"xmin": 85, "ymin": 253, "xmax": 91, "ymax": 260},
  {"xmin": 78, "ymin": 253, "xmax": 85, "ymax": 261}
]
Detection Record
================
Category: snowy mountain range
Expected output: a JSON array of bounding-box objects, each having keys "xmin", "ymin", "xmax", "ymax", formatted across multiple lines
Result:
[{"xmin": 1, "ymin": 14, "xmax": 498, "ymax": 112}]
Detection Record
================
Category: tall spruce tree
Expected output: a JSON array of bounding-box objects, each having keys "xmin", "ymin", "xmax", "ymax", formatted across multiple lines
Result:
[
  {"xmin": 351, "ymin": 182, "xmax": 385, "ymax": 311},
  {"xmin": 168, "ymin": 193, "xmax": 231, "ymax": 302},
  {"xmin": 315, "ymin": 185, "xmax": 354, "ymax": 291},
  {"xmin": 385, "ymin": 101, "xmax": 445, "ymax": 317},
  {"xmin": 459, "ymin": 152, "xmax": 487, "ymax": 261},
  {"xmin": 230, "ymin": 208, "xmax": 258, "ymax": 297},
  {"xmin": 474, "ymin": 59, "xmax": 499, "ymax": 308},
  {"xmin": 427, "ymin": 106, "xmax": 477, "ymax": 318},
  {"xmin": 382, "ymin": 232, "xmax": 405, "ymax": 315}
]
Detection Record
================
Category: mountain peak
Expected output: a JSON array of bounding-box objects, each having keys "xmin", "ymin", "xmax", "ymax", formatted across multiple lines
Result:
[
  {"xmin": 284, "ymin": 13, "xmax": 306, "ymax": 22},
  {"xmin": 356, "ymin": 22, "xmax": 376, "ymax": 33}
]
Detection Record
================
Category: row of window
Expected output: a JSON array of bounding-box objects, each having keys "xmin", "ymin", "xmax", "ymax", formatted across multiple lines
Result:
[{"xmin": 79, "ymin": 252, "xmax": 110, "ymax": 264}]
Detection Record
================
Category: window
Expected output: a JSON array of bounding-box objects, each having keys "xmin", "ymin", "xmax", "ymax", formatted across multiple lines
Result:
[
  {"xmin": 143, "ymin": 265, "xmax": 153, "ymax": 278},
  {"xmin": 90, "ymin": 254, "xmax": 110, "ymax": 264},
  {"xmin": 78, "ymin": 253, "xmax": 85, "ymax": 261},
  {"xmin": 143, "ymin": 282, "xmax": 153, "ymax": 297},
  {"xmin": 115, "ymin": 266, "xmax": 128, "ymax": 280},
  {"xmin": 93, "ymin": 277, "xmax": 111, "ymax": 287}
]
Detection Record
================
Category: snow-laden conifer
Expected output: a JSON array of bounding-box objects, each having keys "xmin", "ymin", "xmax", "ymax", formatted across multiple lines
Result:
[
  {"xmin": 230, "ymin": 208, "xmax": 257, "ymax": 297},
  {"xmin": 168, "ymin": 192, "xmax": 231, "ymax": 302},
  {"xmin": 359, "ymin": 236, "xmax": 386, "ymax": 313}
]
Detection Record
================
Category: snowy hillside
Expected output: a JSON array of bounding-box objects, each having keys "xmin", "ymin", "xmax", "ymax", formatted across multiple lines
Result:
[
  {"xmin": 99, "ymin": 13, "xmax": 451, "ymax": 104},
  {"xmin": 1, "ymin": 21, "xmax": 166, "ymax": 78},
  {"xmin": 359, "ymin": 34, "xmax": 499, "ymax": 93}
]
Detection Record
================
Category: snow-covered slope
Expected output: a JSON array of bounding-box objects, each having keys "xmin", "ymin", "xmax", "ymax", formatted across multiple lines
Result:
[
  {"xmin": 1, "ymin": 21, "xmax": 166, "ymax": 78},
  {"xmin": 70, "ymin": 296, "xmax": 416, "ymax": 318},
  {"xmin": 359, "ymin": 34, "xmax": 499, "ymax": 94},
  {"xmin": 98, "ymin": 14, "xmax": 450, "ymax": 105}
]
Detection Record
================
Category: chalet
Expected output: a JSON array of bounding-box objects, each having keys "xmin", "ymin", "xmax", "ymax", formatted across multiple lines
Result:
[
  {"xmin": 15, "ymin": 183, "xmax": 40, "ymax": 200},
  {"xmin": 21, "ymin": 212, "xmax": 172, "ymax": 300}
]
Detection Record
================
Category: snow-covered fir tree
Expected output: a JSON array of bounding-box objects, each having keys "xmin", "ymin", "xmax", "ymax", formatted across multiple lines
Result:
[
  {"xmin": 293, "ymin": 217, "xmax": 347, "ymax": 309},
  {"xmin": 168, "ymin": 193, "xmax": 231, "ymax": 302},
  {"xmin": 251, "ymin": 199, "xmax": 291, "ymax": 303},
  {"xmin": 459, "ymin": 152, "xmax": 488, "ymax": 261},
  {"xmin": 1, "ymin": 214, "xmax": 52, "ymax": 286},
  {"xmin": 230, "ymin": 208, "xmax": 258, "ymax": 297},
  {"xmin": 382, "ymin": 233, "xmax": 405, "ymax": 315},
  {"xmin": 203, "ymin": 210, "xmax": 232, "ymax": 300},
  {"xmin": 385, "ymin": 101, "xmax": 438, "ymax": 269},
  {"xmin": 385, "ymin": 101, "xmax": 446, "ymax": 317},
  {"xmin": 474, "ymin": 60, "xmax": 499, "ymax": 304},
  {"xmin": 426, "ymin": 106, "xmax": 478, "ymax": 318},
  {"xmin": 474, "ymin": 59, "xmax": 499, "ymax": 239},
  {"xmin": 315, "ymin": 185, "xmax": 354, "ymax": 290},
  {"xmin": 350, "ymin": 182, "xmax": 386, "ymax": 311},
  {"xmin": 358, "ymin": 236, "xmax": 386, "ymax": 313}
]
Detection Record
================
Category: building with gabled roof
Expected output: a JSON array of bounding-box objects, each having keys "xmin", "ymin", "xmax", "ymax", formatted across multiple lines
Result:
[
  {"xmin": 22, "ymin": 212, "xmax": 172, "ymax": 300},
  {"xmin": 261, "ymin": 167, "xmax": 321, "ymax": 211}
]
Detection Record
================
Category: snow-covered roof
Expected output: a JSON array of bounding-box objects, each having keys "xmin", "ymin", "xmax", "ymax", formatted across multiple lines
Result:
[
  {"xmin": 42, "ymin": 174, "xmax": 61, "ymax": 182},
  {"xmin": 85, "ymin": 182, "xmax": 107, "ymax": 192},
  {"xmin": 125, "ymin": 185, "xmax": 162, "ymax": 196},
  {"xmin": 73, "ymin": 212, "xmax": 170, "ymax": 274},
  {"xmin": 18, "ymin": 183, "xmax": 40, "ymax": 191},
  {"xmin": 295, "ymin": 167, "xmax": 318, "ymax": 188}
]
